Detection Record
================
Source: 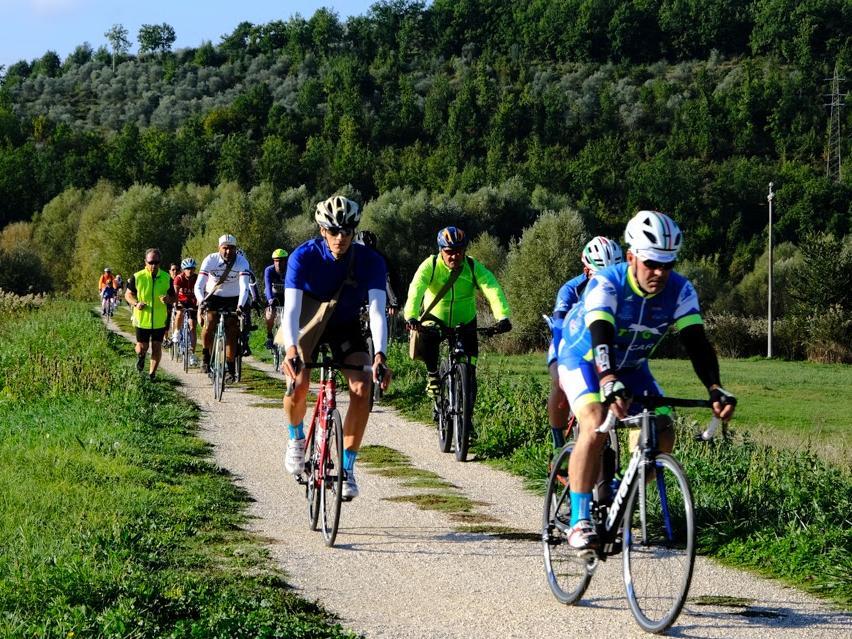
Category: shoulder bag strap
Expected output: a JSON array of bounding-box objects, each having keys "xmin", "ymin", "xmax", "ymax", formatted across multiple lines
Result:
[{"xmin": 418, "ymin": 260, "xmax": 462, "ymax": 322}]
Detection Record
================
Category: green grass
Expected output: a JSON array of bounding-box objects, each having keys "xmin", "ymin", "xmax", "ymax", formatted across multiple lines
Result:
[
  {"xmin": 0, "ymin": 301, "xmax": 355, "ymax": 638},
  {"xmin": 383, "ymin": 340, "xmax": 852, "ymax": 608},
  {"xmin": 480, "ymin": 352, "xmax": 852, "ymax": 466}
]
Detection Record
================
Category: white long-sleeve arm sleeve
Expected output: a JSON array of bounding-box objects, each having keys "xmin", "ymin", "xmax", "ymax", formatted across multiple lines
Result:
[
  {"xmin": 368, "ymin": 288, "xmax": 388, "ymax": 356},
  {"xmin": 237, "ymin": 272, "xmax": 250, "ymax": 307},
  {"xmin": 281, "ymin": 287, "xmax": 303, "ymax": 350},
  {"xmin": 194, "ymin": 272, "xmax": 208, "ymax": 302}
]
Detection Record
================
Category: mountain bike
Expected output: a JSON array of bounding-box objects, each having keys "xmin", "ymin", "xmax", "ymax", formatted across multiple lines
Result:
[
  {"xmin": 421, "ymin": 324, "xmax": 499, "ymax": 462},
  {"xmin": 175, "ymin": 304, "xmax": 193, "ymax": 373},
  {"xmin": 169, "ymin": 305, "xmax": 180, "ymax": 361},
  {"xmin": 542, "ymin": 395, "xmax": 732, "ymax": 634},
  {"xmin": 288, "ymin": 346, "xmax": 384, "ymax": 547}
]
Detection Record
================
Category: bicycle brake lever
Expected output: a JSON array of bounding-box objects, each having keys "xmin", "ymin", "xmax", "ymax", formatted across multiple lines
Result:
[
  {"xmin": 699, "ymin": 416, "xmax": 722, "ymax": 441},
  {"xmin": 595, "ymin": 411, "xmax": 618, "ymax": 434}
]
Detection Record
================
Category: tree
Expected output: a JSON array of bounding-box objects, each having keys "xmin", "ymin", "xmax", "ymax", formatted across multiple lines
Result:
[
  {"xmin": 104, "ymin": 24, "xmax": 131, "ymax": 71},
  {"xmin": 32, "ymin": 51, "xmax": 61, "ymax": 78},
  {"xmin": 138, "ymin": 23, "xmax": 176, "ymax": 56}
]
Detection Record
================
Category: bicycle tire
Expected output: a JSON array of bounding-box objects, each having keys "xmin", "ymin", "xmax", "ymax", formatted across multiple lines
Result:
[
  {"xmin": 452, "ymin": 362, "xmax": 473, "ymax": 462},
  {"xmin": 623, "ymin": 452, "xmax": 696, "ymax": 634},
  {"xmin": 182, "ymin": 322, "xmax": 190, "ymax": 373},
  {"xmin": 305, "ymin": 424, "xmax": 321, "ymax": 531},
  {"xmin": 213, "ymin": 333, "xmax": 226, "ymax": 401},
  {"xmin": 320, "ymin": 408, "xmax": 344, "ymax": 546},
  {"xmin": 542, "ymin": 443, "xmax": 594, "ymax": 604},
  {"xmin": 272, "ymin": 345, "xmax": 281, "ymax": 373},
  {"xmin": 235, "ymin": 352, "xmax": 242, "ymax": 383},
  {"xmin": 437, "ymin": 361, "xmax": 453, "ymax": 453}
]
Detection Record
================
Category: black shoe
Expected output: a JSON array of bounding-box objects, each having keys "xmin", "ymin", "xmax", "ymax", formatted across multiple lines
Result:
[
  {"xmin": 148, "ymin": 372, "xmax": 156, "ymax": 381},
  {"xmin": 242, "ymin": 345, "xmax": 252, "ymax": 357},
  {"xmin": 225, "ymin": 373, "xmax": 236, "ymax": 384},
  {"xmin": 136, "ymin": 357, "xmax": 145, "ymax": 372},
  {"xmin": 201, "ymin": 361, "xmax": 210, "ymax": 374}
]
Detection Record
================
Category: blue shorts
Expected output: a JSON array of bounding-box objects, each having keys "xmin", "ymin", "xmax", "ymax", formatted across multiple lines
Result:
[{"xmin": 557, "ymin": 359, "xmax": 663, "ymax": 411}]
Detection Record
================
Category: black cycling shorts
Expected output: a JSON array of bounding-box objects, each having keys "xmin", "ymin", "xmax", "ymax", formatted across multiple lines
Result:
[
  {"xmin": 204, "ymin": 295, "xmax": 239, "ymax": 313},
  {"xmin": 310, "ymin": 320, "xmax": 369, "ymax": 364},
  {"xmin": 136, "ymin": 327, "xmax": 167, "ymax": 343}
]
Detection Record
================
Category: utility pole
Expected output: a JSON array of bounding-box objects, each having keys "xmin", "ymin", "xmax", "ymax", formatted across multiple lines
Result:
[
  {"xmin": 767, "ymin": 182, "xmax": 774, "ymax": 359},
  {"xmin": 825, "ymin": 61, "xmax": 846, "ymax": 182}
]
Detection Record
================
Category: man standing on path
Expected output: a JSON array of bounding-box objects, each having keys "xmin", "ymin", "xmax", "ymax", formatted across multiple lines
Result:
[{"xmin": 124, "ymin": 248, "xmax": 175, "ymax": 380}]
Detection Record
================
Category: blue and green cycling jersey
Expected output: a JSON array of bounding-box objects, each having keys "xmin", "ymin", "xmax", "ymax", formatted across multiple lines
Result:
[
  {"xmin": 557, "ymin": 262, "xmax": 702, "ymax": 370},
  {"xmin": 547, "ymin": 273, "xmax": 588, "ymax": 365}
]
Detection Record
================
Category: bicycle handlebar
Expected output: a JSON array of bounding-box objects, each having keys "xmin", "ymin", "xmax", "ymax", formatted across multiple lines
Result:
[
  {"xmin": 595, "ymin": 396, "xmax": 726, "ymax": 441},
  {"xmin": 284, "ymin": 357, "xmax": 385, "ymax": 397}
]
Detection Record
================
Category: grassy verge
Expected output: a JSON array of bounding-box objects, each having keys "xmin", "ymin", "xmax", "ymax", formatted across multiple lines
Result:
[
  {"xmin": 383, "ymin": 341, "xmax": 852, "ymax": 608},
  {"xmin": 0, "ymin": 300, "xmax": 355, "ymax": 638}
]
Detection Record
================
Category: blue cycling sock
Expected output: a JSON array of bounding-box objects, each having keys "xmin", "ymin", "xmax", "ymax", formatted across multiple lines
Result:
[
  {"xmin": 343, "ymin": 449, "xmax": 357, "ymax": 472},
  {"xmin": 570, "ymin": 491, "xmax": 593, "ymax": 526},
  {"xmin": 287, "ymin": 422, "xmax": 304, "ymax": 440},
  {"xmin": 551, "ymin": 427, "xmax": 565, "ymax": 449}
]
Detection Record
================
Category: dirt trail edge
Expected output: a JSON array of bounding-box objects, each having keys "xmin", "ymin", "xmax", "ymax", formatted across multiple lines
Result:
[{"xmin": 106, "ymin": 318, "xmax": 849, "ymax": 639}]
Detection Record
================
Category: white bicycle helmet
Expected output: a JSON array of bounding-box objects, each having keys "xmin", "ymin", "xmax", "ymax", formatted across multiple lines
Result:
[
  {"xmin": 624, "ymin": 210, "xmax": 682, "ymax": 262},
  {"xmin": 314, "ymin": 195, "xmax": 361, "ymax": 229},
  {"xmin": 581, "ymin": 236, "xmax": 624, "ymax": 272},
  {"xmin": 181, "ymin": 257, "xmax": 197, "ymax": 269},
  {"xmin": 218, "ymin": 233, "xmax": 237, "ymax": 247}
]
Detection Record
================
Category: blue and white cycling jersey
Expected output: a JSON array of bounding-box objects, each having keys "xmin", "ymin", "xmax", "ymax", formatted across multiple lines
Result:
[
  {"xmin": 285, "ymin": 237, "xmax": 386, "ymax": 326},
  {"xmin": 547, "ymin": 273, "xmax": 589, "ymax": 365},
  {"xmin": 557, "ymin": 262, "xmax": 702, "ymax": 370}
]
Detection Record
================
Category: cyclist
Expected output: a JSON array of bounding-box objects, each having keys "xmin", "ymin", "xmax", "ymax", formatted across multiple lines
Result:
[
  {"xmin": 403, "ymin": 226, "xmax": 512, "ymax": 399},
  {"xmin": 264, "ymin": 248, "xmax": 288, "ymax": 349},
  {"xmin": 163, "ymin": 263, "xmax": 180, "ymax": 346},
  {"xmin": 124, "ymin": 248, "xmax": 176, "ymax": 380},
  {"xmin": 100, "ymin": 277, "xmax": 117, "ymax": 316},
  {"xmin": 194, "ymin": 234, "xmax": 252, "ymax": 382},
  {"xmin": 547, "ymin": 237, "xmax": 624, "ymax": 449},
  {"xmin": 172, "ymin": 257, "xmax": 200, "ymax": 367},
  {"xmin": 280, "ymin": 195, "xmax": 392, "ymax": 500},
  {"xmin": 556, "ymin": 210, "xmax": 736, "ymax": 551},
  {"xmin": 98, "ymin": 268, "xmax": 116, "ymax": 301}
]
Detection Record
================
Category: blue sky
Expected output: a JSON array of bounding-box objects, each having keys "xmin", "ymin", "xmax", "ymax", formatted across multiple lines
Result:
[{"xmin": 0, "ymin": 1, "xmax": 379, "ymax": 70}]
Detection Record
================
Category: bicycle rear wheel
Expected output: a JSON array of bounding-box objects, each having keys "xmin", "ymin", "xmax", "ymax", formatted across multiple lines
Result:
[
  {"xmin": 235, "ymin": 352, "xmax": 242, "ymax": 383},
  {"xmin": 365, "ymin": 335, "xmax": 376, "ymax": 413},
  {"xmin": 182, "ymin": 324, "xmax": 190, "ymax": 373},
  {"xmin": 305, "ymin": 424, "xmax": 321, "ymax": 531},
  {"xmin": 452, "ymin": 362, "xmax": 473, "ymax": 462},
  {"xmin": 623, "ymin": 453, "xmax": 695, "ymax": 634},
  {"xmin": 272, "ymin": 344, "xmax": 281, "ymax": 373},
  {"xmin": 320, "ymin": 408, "xmax": 344, "ymax": 546},
  {"xmin": 437, "ymin": 362, "xmax": 453, "ymax": 453},
  {"xmin": 542, "ymin": 443, "xmax": 594, "ymax": 604}
]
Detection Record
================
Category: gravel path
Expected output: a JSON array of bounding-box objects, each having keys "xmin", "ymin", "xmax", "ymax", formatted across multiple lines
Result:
[{"xmin": 108, "ymin": 319, "xmax": 849, "ymax": 638}]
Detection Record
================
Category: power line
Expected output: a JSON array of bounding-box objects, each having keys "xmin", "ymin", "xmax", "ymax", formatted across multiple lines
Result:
[{"xmin": 825, "ymin": 61, "xmax": 846, "ymax": 183}]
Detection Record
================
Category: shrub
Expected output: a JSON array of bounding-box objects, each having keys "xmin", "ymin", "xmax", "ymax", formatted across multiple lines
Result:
[
  {"xmin": 0, "ymin": 246, "xmax": 52, "ymax": 294},
  {"xmin": 499, "ymin": 207, "xmax": 588, "ymax": 352}
]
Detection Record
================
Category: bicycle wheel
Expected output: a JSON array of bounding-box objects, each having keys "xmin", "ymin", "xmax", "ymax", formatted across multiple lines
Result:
[
  {"xmin": 213, "ymin": 334, "xmax": 226, "ymax": 401},
  {"xmin": 542, "ymin": 443, "xmax": 594, "ymax": 604},
  {"xmin": 320, "ymin": 409, "xmax": 344, "ymax": 546},
  {"xmin": 452, "ymin": 362, "xmax": 473, "ymax": 462},
  {"xmin": 182, "ymin": 324, "xmax": 190, "ymax": 373},
  {"xmin": 272, "ymin": 344, "xmax": 281, "ymax": 373},
  {"xmin": 305, "ymin": 424, "xmax": 321, "ymax": 531},
  {"xmin": 235, "ymin": 352, "xmax": 242, "ymax": 383},
  {"xmin": 623, "ymin": 453, "xmax": 696, "ymax": 634},
  {"xmin": 437, "ymin": 362, "xmax": 453, "ymax": 453}
]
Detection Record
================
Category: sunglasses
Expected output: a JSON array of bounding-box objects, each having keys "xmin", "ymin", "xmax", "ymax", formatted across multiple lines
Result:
[
  {"xmin": 441, "ymin": 248, "xmax": 464, "ymax": 256},
  {"xmin": 147, "ymin": 260, "xmax": 161, "ymax": 265},
  {"xmin": 326, "ymin": 227, "xmax": 354, "ymax": 237},
  {"xmin": 642, "ymin": 259, "xmax": 676, "ymax": 271}
]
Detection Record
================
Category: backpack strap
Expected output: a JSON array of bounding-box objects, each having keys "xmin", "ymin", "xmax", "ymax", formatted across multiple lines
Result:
[{"xmin": 467, "ymin": 256, "xmax": 479, "ymax": 290}]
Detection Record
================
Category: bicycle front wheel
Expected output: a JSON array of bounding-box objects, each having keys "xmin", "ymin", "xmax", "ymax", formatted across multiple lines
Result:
[
  {"xmin": 623, "ymin": 453, "xmax": 696, "ymax": 634},
  {"xmin": 213, "ymin": 335, "xmax": 226, "ymax": 401},
  {"xmin": 305, "ymin": 424, "xmax": 321, "ymax": 531},
  {"xmin": 235, "ymin": 352, "xmax": 242, "ymax": 383},
  {"xmin": 542, "ymin": 443, "xmax": 594, "ymax": 604},
  {"xmin": 452, "ymin": 363, "xmax": 473, "ymax": 462},
  {"xmin": 437, "ymin": 362, "xmax": 452, "ymax": 453},
  {"xmin": 320, "ymin": 408, "xmax": 344, "ymax": 546}
]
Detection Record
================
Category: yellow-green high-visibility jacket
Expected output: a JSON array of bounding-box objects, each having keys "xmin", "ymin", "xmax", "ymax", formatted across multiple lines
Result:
[
  {"xmin": 403, "ymin": 254, "xmax": 510, "ymax": 326},
  {"xmin": 132, "ymin": 268, "xmax": 171, "ymax": 330}
]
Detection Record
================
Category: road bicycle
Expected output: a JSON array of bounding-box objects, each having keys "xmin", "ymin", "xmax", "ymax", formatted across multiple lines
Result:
[
  {"xmin": 542, "ymin": 395, "xmax": 732, "ymax": 634},
  {"xmin": 268, "ymin": 305, "xmax": 284, "ymax": 372},
  {"xmin": 207, "ymin": 309, "xmax": 242, "ymax": 401},
  {"xmin": 419, "ymin": 324, "xmax": 499, "ymax": 462},
  {"xmin": 287, "ymin": 346, "xmax": 384, "ymax": 547},
  {"xmin": 173, "ymin": 304, "xmax": 194, "ymax": 373}
]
